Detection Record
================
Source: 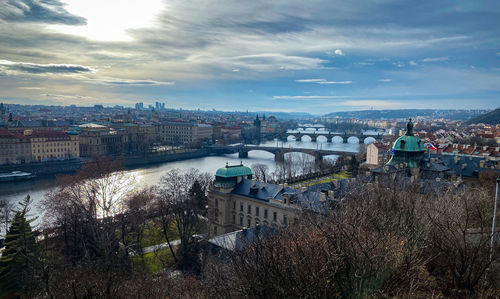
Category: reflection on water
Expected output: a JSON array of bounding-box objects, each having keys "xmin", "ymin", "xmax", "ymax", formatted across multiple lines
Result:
[{"xmin": 0, "ymin": 139, "xmax": 359, "ymax": 214}]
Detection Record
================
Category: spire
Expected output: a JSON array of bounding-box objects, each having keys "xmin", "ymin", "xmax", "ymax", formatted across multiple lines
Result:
[{"xmin": 405, "ymin": 118, "xmax": 414, "ymax": 136}]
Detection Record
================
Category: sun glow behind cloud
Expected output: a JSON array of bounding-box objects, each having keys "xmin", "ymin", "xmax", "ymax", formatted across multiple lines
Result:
[{"xmin": 49, "ymin": 0, "xmax": 164, "ymax": 41}]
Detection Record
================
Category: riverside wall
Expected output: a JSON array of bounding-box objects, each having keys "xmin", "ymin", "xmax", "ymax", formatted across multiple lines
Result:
[{"xmin": 0, "ymin": 149, "xmax": 211, "ymax": 177}]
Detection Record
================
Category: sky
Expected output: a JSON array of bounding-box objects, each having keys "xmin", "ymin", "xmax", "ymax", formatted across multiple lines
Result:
[{"xmin": 0, "ymin": 0, "xmax": 499, "ymax": 114}]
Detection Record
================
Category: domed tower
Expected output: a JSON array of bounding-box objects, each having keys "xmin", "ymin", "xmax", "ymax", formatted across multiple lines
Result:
[
  {"xmin": 213, "ymin": 162, "xmax": 253, "ymax": 193},
  {"xmin": 386, "ymin": 118, "xmax": 425, "ymax": 170}
]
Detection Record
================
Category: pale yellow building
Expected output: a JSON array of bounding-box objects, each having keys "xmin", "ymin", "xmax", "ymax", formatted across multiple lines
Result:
[
  {"xmin": 366, "ymin": 142, "xmax": 390, "ymax": 166},
  {"xmin": 28, "ymin": 130, "xmax": 79, "ymax": 162}
]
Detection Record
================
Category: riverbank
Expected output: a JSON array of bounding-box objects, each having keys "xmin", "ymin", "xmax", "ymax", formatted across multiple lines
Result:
[{"xmin": 0, "ymin": 149, "xmax": 211, "ymax": 177}]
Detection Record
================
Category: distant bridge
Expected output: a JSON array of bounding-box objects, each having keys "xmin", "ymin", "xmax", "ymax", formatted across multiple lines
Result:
[
  {"xmin": 208, "ymin": 145, "xmax": 356, "ymax": 162},
  {"xmin": 262, "ymin": 131, "xmax": 384, "ymax": 143}
]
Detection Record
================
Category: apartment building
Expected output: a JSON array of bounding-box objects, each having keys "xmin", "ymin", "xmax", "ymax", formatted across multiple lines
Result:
[
  {"xmin": 28, "ymin": 130, "xmax": 79, "ymax": 162},
  {"xmin": 157, "ymin": 122, "xmax": 212, "ymax": 145},
  {"xmin": 0, "ymin": 128, "xmax": 31, "ymax": 165}
]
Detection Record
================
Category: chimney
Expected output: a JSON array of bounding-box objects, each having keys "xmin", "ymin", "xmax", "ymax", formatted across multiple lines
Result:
[
  {"xmin": 301, "ymin": 186, "xmax": 307, "ymax": 193},
  {"xmin": 283, "ymin": 183, "xmax": 288, "ymax": 188},
  {"xmin": 278, "ymin": 184, "xmax": 284, "ymax": 192},
  {"xmin": 480, "ymin": 160, "xmax": 485, "ymax": 168},
  {"xmin": 461, "ymin": 163, "xmax": 467, "ymax": 170},
  {"xmin": 320, "ymin": 192, "xmax": 326, "ymax": 202},
  {"xmin": 251, "ymin": 178, "xmax": 256, "ymax": 187},
  {"xmin": 483, "ymin": 146, "xmax": 488, "ymax": 151}
]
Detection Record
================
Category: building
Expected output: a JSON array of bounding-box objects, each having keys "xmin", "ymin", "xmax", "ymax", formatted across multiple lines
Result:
[
  {"xmin": 208, "ymin": 163, "xmax": 328, "ymax": 236},
  {"xmin": 157, "ymin": 122, "xmax": 212, "ymax": 145},
  {"xmin": 0, "ymin": 128, "xmax": 31, "ymax": 165},
  {"xmin": 27, "ymin": 130, "xmax": 79, "ymax": 162},
  {"xmin": 386, "ymin": 118, "xmax": 425, "ymax": 172},
  {"xmin": 75, "ymin": 123, "xmax": 125, "ymax": 157},
  {"xmin": 366, "ymin": 142, "xmax": 390, "ymax": 166}
]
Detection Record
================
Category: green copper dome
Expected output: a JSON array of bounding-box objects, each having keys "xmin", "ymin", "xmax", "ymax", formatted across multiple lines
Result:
[
  {"xmin": 386, "ymin": 118, "xmax": 425, "ymax": 169},
  {"xmin": 215, "ymin": 163, "xmax": 252, "ymax": 178}
]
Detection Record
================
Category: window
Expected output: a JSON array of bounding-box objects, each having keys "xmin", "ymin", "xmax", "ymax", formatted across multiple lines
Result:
[
  {"xmin": 247, "ymin": 218, "xmax": 251, "ymax": 227},
  {"xmin": 233, "ymin": 201, "xmax": 236, "ymax": 210},
  {"xmin": 215, "ymin": 198, "xmax": 218, "ymax": 207},
  {"xmin": 273, "ymin": 212, "xmax": 277, "ymax": 222},
  {"xmin": 240, "ymin": 216, "xmax": 243, "ymax": 226},
  {"xmin": 283, "ymin": 215, "xmax": 288, "ymax": 225},
  {"xmin": 248, "ymin": 204, "xmax": 251, "ymax": 214},
  {"xmin": 232, "ymin": 214, "xmax": 236, "ymax": 224},
  {"xmin": 256, "ymin": 207, "xmax": 260, "ymax": 217},
  {"xmin": 240, "ymin": 203, "xmax": 243, "ymax": 212},
  {"xmin": 213, "ymin": 226, "xmax": 217, "ymax": 235}
]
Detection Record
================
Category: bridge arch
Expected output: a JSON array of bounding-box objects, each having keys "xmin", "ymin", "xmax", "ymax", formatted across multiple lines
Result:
[
  {"xmin": 316, "ymin": 135, "xmax": 327, "ymax": 142},
  {"xmin": 363, "ymin": 136, "xmax": 376, "ymax": 144},
  {"xmin": 347, "ymin": 136, "xmax": 359, "ymax": 144},
  {"xmin": 331, "ymin": 136, "xmax": 343, "ymax": 143},
  {"xmin": 300, "ymin": 135, "xmax": 312, "ymax": 142}
]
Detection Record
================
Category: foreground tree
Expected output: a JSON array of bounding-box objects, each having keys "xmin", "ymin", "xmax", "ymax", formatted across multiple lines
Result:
[
  {"xmin": 0, "ymin": 195, "xmax": 37, "ymax": 298},
  {"xmin": 156, "ymin": 168, "xmax": 211, "ymax": 273}
]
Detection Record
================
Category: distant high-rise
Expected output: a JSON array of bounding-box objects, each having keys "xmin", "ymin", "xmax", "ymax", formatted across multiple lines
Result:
[{"xmin": 135, "ymin": 102, "xmax": 144, "ymax": 110}]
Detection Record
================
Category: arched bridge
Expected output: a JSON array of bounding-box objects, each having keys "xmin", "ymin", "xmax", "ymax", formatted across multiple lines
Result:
[
  {"xmin": 208, "ymin": 145, "xmax": 356, "ymax": 162},
  {"xmin": 262, "ymin": 132, "xmax": 384, "ymax": 143}
]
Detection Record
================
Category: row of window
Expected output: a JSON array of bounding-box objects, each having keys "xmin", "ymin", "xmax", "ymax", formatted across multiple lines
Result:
[
  {"xmin": 232, "ymin": 214, "xmax": 287, "ymax": 227},
  {"xmin": 233, "ymin": 201, "xmax": 284, "ymax": 223}
]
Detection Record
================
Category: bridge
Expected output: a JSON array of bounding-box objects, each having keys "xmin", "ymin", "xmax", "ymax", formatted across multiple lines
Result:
[
  {"xmin": 208, "ymin": 145, "xmax": 356, "ymax": 162},
  {"xmin": 262, "ymin": 131, "xmax": 384, "ymax": 143}
]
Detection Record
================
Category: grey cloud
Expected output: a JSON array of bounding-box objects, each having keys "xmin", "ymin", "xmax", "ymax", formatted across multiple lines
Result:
[
  {"xmin": 89, "ymin": 78, "xmax": 175, "ymax": 86},
  {"xmin": 0, "ymin": 60, "xmax": 95, "ymax": 74},
  {"xmin": 1, "ymin": 0, "xmax": 86, "ymax": 25}
]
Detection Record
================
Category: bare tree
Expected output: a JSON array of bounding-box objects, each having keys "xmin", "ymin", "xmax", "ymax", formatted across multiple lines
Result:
[
  {"xmin": 156, "ymin": 168, "xmax": 211, "ymax": 273},
  {"xmin": 251, "ymin": 163, "xmax": 269, "ymax": 182},
  {"xmin": 0, "ymin": 199, "xmax": 14, "ymax": 238}
]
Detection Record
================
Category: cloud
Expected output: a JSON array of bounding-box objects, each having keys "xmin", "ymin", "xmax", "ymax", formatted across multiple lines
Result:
[
  {"xmin": 393, "ymin": 61, "xmax": 405, "ymax": 67},
  {"xmin": 0, "ymin": 0, "xmax": 86, "ymax": 25},
  {"xmin": 327, "ymin": 49, "xmax": 345, "ymax": 56},
  {"xmin": 295, "ymin": 78, "xmax": 352, "ymax": 84},
  {"xmin": 378, "ymin": 78, "xmax": 392, "ymax": 82},
  {"xmin": 0, "ymin": 59, "xmax": 95, "ymax": 74},
  {"xmin": 421, "ymin": 57, "xmax": 449, "ymax": 62},
  {"xmin": 87, "ymin": 77, "xmax": 175, "ymax": 86},
  {"xmin": 409, "ymin": 60, "xmax": 417, "ymax": 66}
]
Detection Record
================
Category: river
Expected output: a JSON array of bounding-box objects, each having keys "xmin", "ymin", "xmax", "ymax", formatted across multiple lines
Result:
[{"xmin": 0, "ymin": 139, "xmax": 360, "ymax": 214}]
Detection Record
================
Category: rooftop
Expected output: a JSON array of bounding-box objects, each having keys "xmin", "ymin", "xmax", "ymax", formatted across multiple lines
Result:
[{"xmin": 215, "ymin": 163, "xmax": 252, "ymax": 178}]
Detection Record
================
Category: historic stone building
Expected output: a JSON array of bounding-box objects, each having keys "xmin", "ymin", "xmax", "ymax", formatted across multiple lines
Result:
[
  {"xmin": 156, "ymin": 122, "xmax": 212, "ymax": 145},
  {"xmin": 207, "ymin": 163, "xmax": 327, "ymax": 236},
  {"xmin": 0, "ymin": 128, "xmax": 32, "ymax": 165}
]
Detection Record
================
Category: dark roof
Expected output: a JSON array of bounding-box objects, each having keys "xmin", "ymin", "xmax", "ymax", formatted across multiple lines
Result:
[
  {"xmin": 232, "ymin": 179, "xmax": 326, "ymax": 212},
  {"xmin": 208, "ymin": 225, "xmax": 274, "ymax": 252}
]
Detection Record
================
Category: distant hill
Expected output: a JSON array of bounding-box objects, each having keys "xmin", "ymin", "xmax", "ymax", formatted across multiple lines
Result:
[
  {"xmin": 324, "ymin": 109, "xmax": 488, "ymax": 121},
  {"xmin": 466, "ymin": 108, "xmax": 500, "ymax": 125}
]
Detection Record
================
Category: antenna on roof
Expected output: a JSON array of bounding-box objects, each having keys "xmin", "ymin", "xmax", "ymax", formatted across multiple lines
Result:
[
  {"xmin": 225, "ymin": 162, "xmax": 228, "ymax": 167},
  {"xmin": 240, "ymin": 160, "xmax": 243, "ymax": 166}
]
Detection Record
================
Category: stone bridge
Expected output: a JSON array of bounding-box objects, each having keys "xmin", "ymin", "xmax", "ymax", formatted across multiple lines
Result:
[
  {"xmin": 263, "ymin": 132, "xmax": 384, "ymax": 143},
  {"xmin": 208, "ymin": 145, "xmax": 356, "ymax": 162}
]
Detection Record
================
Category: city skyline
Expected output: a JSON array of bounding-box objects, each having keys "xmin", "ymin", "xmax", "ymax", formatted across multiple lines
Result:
[{"xmin": 1, "ymin": 0, "xmax": 499, "ymax": 113}]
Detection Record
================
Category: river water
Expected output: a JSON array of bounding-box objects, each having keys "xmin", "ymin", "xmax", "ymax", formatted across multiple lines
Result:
[{"xmin": 0, "ymin": 139, "xmax": 360, "ymax": 213}]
